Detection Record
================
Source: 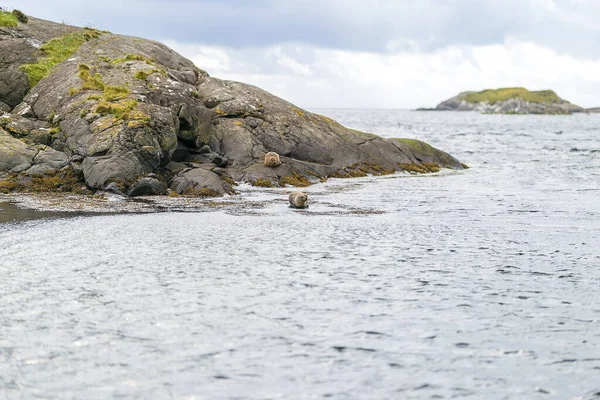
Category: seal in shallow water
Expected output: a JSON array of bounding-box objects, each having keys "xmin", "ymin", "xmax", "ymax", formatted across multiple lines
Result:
[
  {"xmin": 289, "ymin": 191, "xmax": 309, "ymax": 209},
  {"xmin": 264, "ymin": 152, "xmax": 281, "ymax": 167}
]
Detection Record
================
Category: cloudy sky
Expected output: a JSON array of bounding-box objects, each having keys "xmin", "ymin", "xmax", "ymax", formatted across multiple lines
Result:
[{"xmin": 3, "ymin": 0, "xmax": 600, "ymax": 108}]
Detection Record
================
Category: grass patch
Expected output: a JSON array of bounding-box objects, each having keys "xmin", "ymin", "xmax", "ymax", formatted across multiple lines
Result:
[
  {"xmin": 103, "ymin": 85, "xmax": 129, "ymax": 101},
  {"xmin": 110, "ymin": 54, "xmax": 154, "ymax": 65},
  {"xmin": 464, "ymin": 88, "xmax": 562, "ymax": 105},
  {"xmin": 133, "ymin": 69, "xmax": 165, "ymax": 80},
  {"xmin": 94, "ymin": 99, "xmax": 138, "ymax": 120},
  {"xmin": 70, "ymin": 64, "xmax": 105, "ymax": 95},
  {"xmin": 0, "ymin": 10, "xmax": 19, "ymax": 26},
  {"xmin": 20, "ymin": 28, "xmax": 102, "ymax": 88}
]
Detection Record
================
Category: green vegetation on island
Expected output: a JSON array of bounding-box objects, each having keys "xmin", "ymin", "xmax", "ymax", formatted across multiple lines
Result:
[
  {"xmin": 0, "ymin": 10, "xmax": 20, "ymax": 26},
  {"xmin": 463, "ymin": 88, "xmax": 563, "ymax": 105},
  {"xmin": 433, "ymin": 87, "xmax": 584, "ymax": 114}
]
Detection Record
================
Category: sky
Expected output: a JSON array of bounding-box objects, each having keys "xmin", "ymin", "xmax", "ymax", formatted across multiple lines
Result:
[{"xmin": 3, "ymin": 0, "xmax": 600, "ymax": 108}]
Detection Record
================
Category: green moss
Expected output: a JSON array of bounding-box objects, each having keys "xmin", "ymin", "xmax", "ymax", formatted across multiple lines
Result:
[
  {"xmin": 134, "ymin": 69, "xmax": 165, "ymax": 80},
  {"xmin": 278, "ymin": 171, "xmax": 312, "ymax": 188},
  {"xmin": 191, "ymin": 90, "xmax": 200, "ymax": 99},
  {"xmin": 103, "ymin": 85, "xmax": 129, "ymax": 101},
  {"xmin": 20, "ymin": 28, "xmax": 102, "ymax": 88},
  {"xmin": 94, "ymin": 99, "xmax": 138, "ymax": 120},
  {"xmin": 110, "ymin": 54, "xmax": 154, "ymax": 65},
  {"xmin": 0, "ymin": 11, "xmax": 19, "ymax": 26},
  {"xmin": 252, "ymin": 178, "xmax": 273, "ymax": 188},
  {"xmin": 464, "ymin": 88, "xmax": 562, "ymax": 105}
]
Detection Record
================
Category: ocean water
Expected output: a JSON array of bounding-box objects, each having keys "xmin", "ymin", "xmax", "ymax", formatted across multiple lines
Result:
[{"xmin": 1, "ymin": 110, "xmax": 599, "ymax": 399}]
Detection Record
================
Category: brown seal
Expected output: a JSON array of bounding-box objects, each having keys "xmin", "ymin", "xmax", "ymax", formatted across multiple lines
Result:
[
  {"xmin": 289, "ymin": 191, "xmax": 309, "ymax": 209},
  {"xmin": 264, "ymin": 152, "xmax": 281, "ymax": 167}
]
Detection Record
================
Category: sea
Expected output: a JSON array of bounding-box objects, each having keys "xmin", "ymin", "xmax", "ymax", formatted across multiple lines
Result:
[{"xmin": 1, "ymin": 110, "xmax": 599, "ymax": 399}]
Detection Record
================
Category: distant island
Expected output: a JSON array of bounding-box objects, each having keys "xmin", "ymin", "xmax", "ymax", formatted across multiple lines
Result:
[{"xmin": 420, "ymin": 88, "xmax": 585, "ymax": 115}]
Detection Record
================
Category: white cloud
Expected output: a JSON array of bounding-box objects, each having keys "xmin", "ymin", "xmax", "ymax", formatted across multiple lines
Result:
[{"xmin": 164, "ymin": 38, "xmax": 600, "ymax": 109}]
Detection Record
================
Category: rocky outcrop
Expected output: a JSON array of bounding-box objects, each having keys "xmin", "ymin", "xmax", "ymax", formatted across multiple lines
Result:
[
  {"xmin": 587, "ymin": 108, "xmax": 600, "ymax": 113},
  {"xmin": 0, "ymin": 13, "xmax": 466, "ymax": 197},
  {"xmin": 434, "ymin": 88, "xmax": 585, "ymax": 115}
]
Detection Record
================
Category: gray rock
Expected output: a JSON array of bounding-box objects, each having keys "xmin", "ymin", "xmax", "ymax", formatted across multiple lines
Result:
[
  {"xmin": 13, "ymin": 103, "xmax": 34, "ymax": 118},
  {"xmin": 126, "ymin": 177, "xmax": 166, "ymax": 197},
  {"xmin": 165, "ymin": 161, "xmax": 188, "ymax": 173},
  {"xmin": 211, "ymin": 167, "xmax": 223, "ymax": 176},
  {"xmin": 102, "ymin": 182, "xmax": 126, "ymax": 196},
  {"xmin": 0, "ymin": 128, "xmax": 37, "ymax": 172},
  {"xmin": 169, "ymin": 168, "xmax": 224, "ymax": 195},
  {"xmin": 82, "ymin": 151, "xmax": 146, "ymax": 189},
  {"xmin": 33, "ymin": 147, "xmax": 69, "ymax": 169}
]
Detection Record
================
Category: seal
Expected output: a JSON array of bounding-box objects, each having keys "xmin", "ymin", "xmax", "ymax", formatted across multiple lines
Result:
[
  {"xmin": 264, "ymin": 152, "xmax": 281, "ymax": 167},
  {"xmin": 289, "ymin": 191, "xmax": 309, "ymax": 209}
]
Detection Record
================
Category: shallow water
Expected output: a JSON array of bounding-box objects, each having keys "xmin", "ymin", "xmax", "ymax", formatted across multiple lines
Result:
[{"xmin": 1, "ymin": 110, "xmax": 600, "ymax": 399}]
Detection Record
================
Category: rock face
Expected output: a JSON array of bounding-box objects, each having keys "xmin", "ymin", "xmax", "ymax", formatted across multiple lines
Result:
[
  {"xmin": 434, "ymin": 88, "xmax": 585, "ymax": 115},
  {"xmin": 0, "ymin": 13, "xmax": 466, "ymax": 197}
]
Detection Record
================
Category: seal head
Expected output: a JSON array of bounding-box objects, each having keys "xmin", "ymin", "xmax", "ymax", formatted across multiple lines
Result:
[
  {"xmin": 289, "ymin": 191, "xmax": 309, "ymax": 209},
  {"xmin": 264, "ymin": 152, "xmax": 281, "ymax": 167}
]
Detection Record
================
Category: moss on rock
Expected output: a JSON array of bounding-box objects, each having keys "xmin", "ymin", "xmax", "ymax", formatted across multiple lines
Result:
[
  {"xmin": 20, "ymin": 28, "xmax": 103, "ymax": 88},
  {"xmin": 464, "ymin": 88, "xmax": 562, "ymax": 105}
]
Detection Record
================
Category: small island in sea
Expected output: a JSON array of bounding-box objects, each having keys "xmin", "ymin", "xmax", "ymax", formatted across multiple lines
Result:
[
  {"xmin": 0, "ymin": 9, "xmax": 465, "ymax": 201},
  {"xmin": 420, "ymin": 87, "xmax": 585, "ymax": 115}
]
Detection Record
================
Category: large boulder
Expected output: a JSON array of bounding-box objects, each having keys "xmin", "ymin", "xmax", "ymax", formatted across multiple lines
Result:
[
  {"xmin": 169, "ymin": 168, "xmax": 226, "ymax": 196},
  {"xmin": 0, "ymin": 128, "xmax": 38, "ymax": 172},
  {"xmin": 0, "ymin": 13, "xmax": 467, "ymax": 197}
]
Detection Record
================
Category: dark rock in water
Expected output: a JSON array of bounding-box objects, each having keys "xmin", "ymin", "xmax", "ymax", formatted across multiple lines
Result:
[
  {"xmin": 0, "ymin": 14, "xmax": 467, "ymax": 197},
  {"xmin": 126, "ymin": 177, "xmax": 166, "ymax": 197}
]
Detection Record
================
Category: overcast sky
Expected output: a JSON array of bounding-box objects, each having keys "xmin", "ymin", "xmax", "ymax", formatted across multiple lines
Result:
[{"xmin": 3, "ymin": 0, "xmax": 600, "ymax": 108}]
